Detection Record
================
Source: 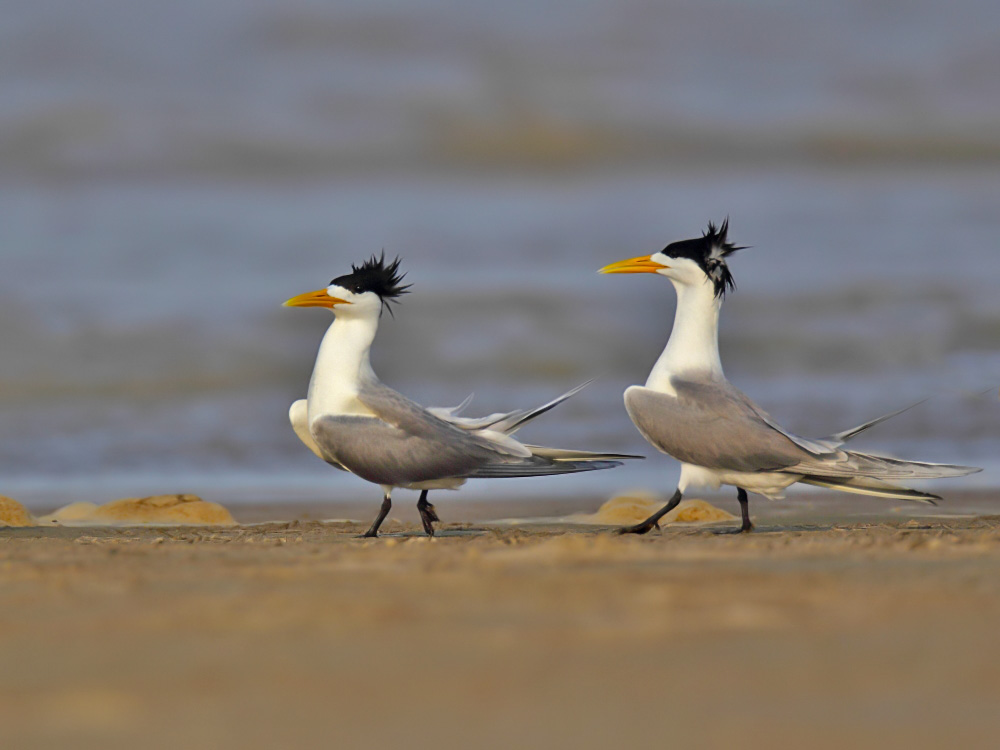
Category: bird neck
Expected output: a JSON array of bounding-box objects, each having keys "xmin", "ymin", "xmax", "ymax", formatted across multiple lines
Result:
[
  {"xmin": 646, "ymin": 278, "xmax": 724, "ymax": 392},
  {"xmin": 307, "ymin": 313, "xmax": 380, "ymax": 420}
]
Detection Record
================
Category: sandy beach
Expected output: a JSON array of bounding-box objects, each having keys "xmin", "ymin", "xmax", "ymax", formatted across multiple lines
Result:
[{"xmin": 3, "ymin": 493, "xmax": 1000, "ymax": 749}]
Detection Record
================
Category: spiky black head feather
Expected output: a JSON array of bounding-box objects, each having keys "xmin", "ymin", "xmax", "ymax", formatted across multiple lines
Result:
[
  {"xmin": 660, "ymin": 219, "xmax": 745, "ymax": 298},
  {"xmin": 332, "ymin": 253, "xmax": 411, "ymax": 315}
]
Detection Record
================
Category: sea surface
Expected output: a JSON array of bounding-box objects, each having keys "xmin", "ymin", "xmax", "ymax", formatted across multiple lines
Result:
[{"xmin": 1, "ymin": 0, "xmax": 998, "ymax": 508}]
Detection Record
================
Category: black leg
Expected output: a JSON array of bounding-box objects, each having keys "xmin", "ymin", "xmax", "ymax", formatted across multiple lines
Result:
[
  {"xmin": 736, "ymin": 487, "xmax": 754, "ymax": 533},
  {"xmin": 714, "ymin": 488, "xmax": 755, "ymax": 535},
  {"xmin": 362, "ymin": 493, "xmax": 392, "ymax": 538},
  {"xmin": 616, "ymin": 488, "xmax": 683, "ymax": 535},
  {"xmin": 416, "ymin": 490, "xmax": 440, "ymax": 536},
  {"xmin": 715, "ymin": 487, "xmax": 755, "ymax": 534}
]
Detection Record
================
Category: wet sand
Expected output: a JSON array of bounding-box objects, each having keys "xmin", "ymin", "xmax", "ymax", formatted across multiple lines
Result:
[{"xmin": 3, "ymin": 494, "xmax": 1000, "ymax": 749}]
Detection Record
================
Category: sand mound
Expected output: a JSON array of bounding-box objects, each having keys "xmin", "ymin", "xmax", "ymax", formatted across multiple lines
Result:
[
  {"xmin": 41, "ymin": 494, "xmax": 236, "ymax": 527},
  {"xmin": 0, "ymin": 495, "xmax": 36, "ymax": 527},
  {"xmin": 575, "ymin": 492, "xmax": 735, "ymax": 526},
  {"xmin": 39, "ymin": 502, "xmax": 100, "ymax": 524}
]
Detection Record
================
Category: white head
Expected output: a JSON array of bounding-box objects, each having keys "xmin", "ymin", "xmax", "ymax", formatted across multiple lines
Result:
[
  {"xmin": 599, "ymin": 220, "xmax": 744, "ymax": 298},
  {"xmin": 283, "ymin": 253, "xmax": 411, "ymax": 319}
]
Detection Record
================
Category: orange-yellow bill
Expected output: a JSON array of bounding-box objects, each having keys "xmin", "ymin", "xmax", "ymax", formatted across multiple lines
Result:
[
  {"xmin": 283, "ymin": 289, "xmax": 350, "ymax": 308},
  {"xmin": 598, "ymin": 255, "xmax": 668, "ymax": 274}
]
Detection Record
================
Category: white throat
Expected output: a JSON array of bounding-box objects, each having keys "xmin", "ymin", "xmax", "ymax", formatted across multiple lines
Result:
[
  {"xmin": 645, "ymin": 276, "xmax": 724, "ymax": 393},
  {"xmin": 307, "ymin": 313, "xmax": 380, "ymax": 422}
]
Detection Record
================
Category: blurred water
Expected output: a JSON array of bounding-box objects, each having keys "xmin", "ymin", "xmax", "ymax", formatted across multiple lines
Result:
[
  {"xmin": 4, "ymin": 0, "xmax": 1000, "ymax": 176},
  {"xmin": 1, "ymin": 0, "xmax": 998, "ymax": 506}
]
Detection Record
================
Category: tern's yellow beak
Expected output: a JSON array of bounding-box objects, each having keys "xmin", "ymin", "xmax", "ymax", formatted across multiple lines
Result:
[
  {"xmin": 598, "ymin": 255, "xmax": 668, "ymax": 274},
  {"xmin": 282, "ymin": 289, "xmax": 351, "ymax": 308}
]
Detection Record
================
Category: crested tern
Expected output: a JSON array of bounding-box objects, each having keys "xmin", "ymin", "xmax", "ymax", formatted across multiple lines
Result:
[
  {"xmin": 285, "ymin": 253, "xmax": 639, "ymax": 537},
  {"xmin": 600, "ymin": 220, "xmax": 981, "ymax": 534}
]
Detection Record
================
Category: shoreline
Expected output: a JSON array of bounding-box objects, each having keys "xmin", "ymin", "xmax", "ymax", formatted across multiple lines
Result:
[{"xmin": 8, "ymin": 487, "xmax": 998, "ymax": 527}]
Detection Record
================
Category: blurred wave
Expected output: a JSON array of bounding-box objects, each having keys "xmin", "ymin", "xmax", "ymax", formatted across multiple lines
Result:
[
  {"xmin": 7, "ymin": 106, "xmax": 1000, "ymax": 180},
  {"xmin": 3, "ymin": 0, "xmax": 1000, "ymax": 179}
]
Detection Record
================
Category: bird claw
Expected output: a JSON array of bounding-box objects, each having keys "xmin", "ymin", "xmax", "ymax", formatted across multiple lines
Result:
[
  {"xmin": 713, "ymin": 522, "xmax": 754, "ymax": 535},
  {"xmin": 615, "ymin": 521, "xmax": 658, "ymax": 536},
  {"xmin": 418, "ymin": 504, "xmax": 439, "ymax": 536}
]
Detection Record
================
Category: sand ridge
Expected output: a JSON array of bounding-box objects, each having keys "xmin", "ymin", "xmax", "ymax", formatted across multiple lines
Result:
[{"xmin": 37, "ymin": 494, "xmax": 237, "ymax": 527}]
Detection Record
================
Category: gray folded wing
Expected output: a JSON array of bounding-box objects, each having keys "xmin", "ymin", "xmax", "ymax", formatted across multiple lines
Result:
[
  {"xmin": 311, "ymin": 379, "xmax": 628, "ymax": 487},
  {"xmin": 310, "ymin": 413, "xmax": 497, "ymax": 487},
  {"xmin": 625, "ymin": 379, "xmax": 980, "ymax": 481},
  {"xmin": 625, "ymin": 381, "xmax": 809, "ymax": 472},
  {"xmin": 310, "ymin": 381, "xmax": 508, "ymax": 487}
]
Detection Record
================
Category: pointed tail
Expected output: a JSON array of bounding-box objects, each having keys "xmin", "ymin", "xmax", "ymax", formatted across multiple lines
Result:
[
  {"xmin": 829, "ymin": 398, "xmax": 929, "ymax": 444},
  {"xmin": 798, "ymin": 475, "xmax": 941, "ymax": 504},
  {"xmin": 464, "ymin": 444, "xmax": 643, "ymax": 479},
  {"xmin": 492, "ymin": 381, "xmax": 593, "ymax": 435},
  {"xmin": 464, "ymin": 458, "xmax": 627, "ymax": 479},
  {"xmin": 840, "ymin": 451, "xmax": 981, "ymax": 480},
  {"xmin": 522, "ymin": 445, "xmax": 644, "ymax": 462},
  {"xmin": 432, "ymin": 382, "xmax": 592, "ymax": 434}
]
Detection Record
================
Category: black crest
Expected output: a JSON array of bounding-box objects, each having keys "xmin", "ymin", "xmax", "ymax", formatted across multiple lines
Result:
[
  {"xmin": 332, "ymin": 252, "xmax": 411, "ymax": 315},
  {"xmin": 661, "ymin": 218, "xmax": 745, "ymax": 298}
]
